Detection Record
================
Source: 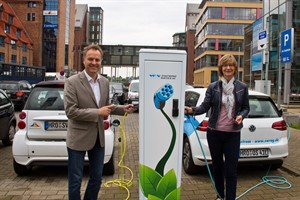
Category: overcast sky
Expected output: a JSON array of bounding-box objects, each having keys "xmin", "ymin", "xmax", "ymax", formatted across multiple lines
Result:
[{"xmin": 75, "ymin": 0, "xmax": 201, "ymax": 46}]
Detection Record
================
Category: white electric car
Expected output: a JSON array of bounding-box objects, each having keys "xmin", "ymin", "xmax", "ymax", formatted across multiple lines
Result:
[
  {"xmin": 183, "ymin": 88, "xmax": 288, "ymax": 174},
  {"xmin": 13, "ymin": 80, "xmax": 118, "ymax": 175}
]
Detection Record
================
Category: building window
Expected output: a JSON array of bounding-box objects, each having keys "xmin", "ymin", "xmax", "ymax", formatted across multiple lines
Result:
[
  {"xmin": 16, "ymin": 28, "xmax": 21, "ymax": 38},
  {"xmin": 11, "ymin": 55, "xmax": 17, "ymax": 63},
  {"xmin": 27, "ymin": 13, "xmax": 36, "ymax": 21},
  {"xmin": 28, "ymin": 2, "xmax": 37, "ymax": 8},
  {"xmin": 0, "ymin": 36, "xmax": 4, "ymax": 47},
  {"xmin": 11, "ymin": 40, "xmax": 16, "ymax": 49},
  {"xmin": 32, "ymin": 13, "xmax": 36, "ymax": 21},
  {"xmin": 22, "ymin": 43, "xmax": 27, "ymax": 51},
  {"xmin": 22, "ymin": 57, "xmax": 27, "ymax": 65},
  {"xmin": 8, "ymin": 15, "xmax": 13, "ymax": 24},
  {"xmin": 0, "ymin": 53, "xmax": 4, "ymax": 62},
  {"xmin": 5, "ymin": 24, "xmax": 10, "ymax": 33},
  {"xmin": 211, "ymin": 71, "xmax": 218, "ymax": 82}
]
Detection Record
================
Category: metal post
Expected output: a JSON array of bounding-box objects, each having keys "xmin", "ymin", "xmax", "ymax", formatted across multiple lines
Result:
[
  {"xmin": 277, "ymin": 59, "xmax": 281, "ymax": 108},
  {"xmin": 250, "ymin": 41, "xmax": 252, "ymax": 89},
  {"xmin": 238, "ymin": 46, "xmax": 240, "ymax": 81}
]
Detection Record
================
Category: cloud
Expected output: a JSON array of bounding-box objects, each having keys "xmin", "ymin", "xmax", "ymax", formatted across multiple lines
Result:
[{"xmin": 76, "ymin": 0, "xmax": 200, "ymax": 45}]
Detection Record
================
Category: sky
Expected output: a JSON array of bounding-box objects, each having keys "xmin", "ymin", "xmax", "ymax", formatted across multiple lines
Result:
[{"xmin": 76, "ymin": 0, "xmax": 201, "ymax": 46}]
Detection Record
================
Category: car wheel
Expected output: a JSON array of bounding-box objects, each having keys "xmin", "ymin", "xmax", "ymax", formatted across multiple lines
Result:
[
  {"xmin": 2, "ymin": 123, "xmax": 16, "ymax": 146},
  {"xmin": 183, "ymin": 136, "xmax": 201, "ymax": 174},
  {"xmin": 13, "ymin": 159, "xmax": 32, "ymax": 175},
  {"xmin": 103, "ymin": 151, "xmax": 115, "ymax": 175}
]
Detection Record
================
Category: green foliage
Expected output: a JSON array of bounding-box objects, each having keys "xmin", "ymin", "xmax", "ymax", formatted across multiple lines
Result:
[
  {"xmin": 139, "ymin": 164, "xmax": 180, "ymax": 200},
  {"xmin": 289, "ymin": 119, "xmax": 300, "ymax": 130}
]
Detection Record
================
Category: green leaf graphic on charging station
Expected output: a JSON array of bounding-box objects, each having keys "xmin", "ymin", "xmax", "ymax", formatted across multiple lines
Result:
[
  {"xmin": 140, "ymin": 164, "xmax": 180, "ymax": 199},
  {"xmin": 140, "ymin": 164, "xmax": 162, "ymax": 197},
  {"xmin": 148, "ymin": 195, "xmax": 162, "ymax": 200},
  {"xmin": 164, "ymin": 188, "xmax": 181, "ymax": 200},
  {"xmin": 156, "ymin": 169, "xmax": 177, "ymax": 199}
]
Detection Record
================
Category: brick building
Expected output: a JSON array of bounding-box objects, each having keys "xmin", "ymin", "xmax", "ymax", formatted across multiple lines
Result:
[
  {"xmin": 4, "ymin": 0, "xmax": 75, "ymax": 75},
  {"xmin": 0, "ymin": 0, "xmax": 33, "ymax": 65}
]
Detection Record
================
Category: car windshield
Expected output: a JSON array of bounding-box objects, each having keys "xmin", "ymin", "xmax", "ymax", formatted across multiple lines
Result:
[
  {"xmin": 111, "ymin": 83, "xmax": 123, "ymax": 92},
  {"xmin": 130, "ymin": 82, "xmax": 139, "ymax": 92},
  {"xmin": 0, "ymin": 83, "xmax": 18, "ymax": 90},
  {"xmin": 25, "ymin": 87, "xmax": 64, "ymax": 110},
  {"xmin": 247, "ymin": 96, "xmax": 279, "ymax": 118}
]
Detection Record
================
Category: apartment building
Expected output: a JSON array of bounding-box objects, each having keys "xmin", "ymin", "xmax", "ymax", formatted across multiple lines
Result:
[
  {"xmin": 88, "ymin": 7, "xmax": 103, "ymax": 45},
  {"xmin": 194, "ymin": 0, "xmax": 262, "ymax": 88},
  {"xmin": 0, "ymin": 0, "xmax": 33, "ymax": 65},
  {"xmin": 244, "ymin": 0, "xmax": 300, "ymax": 104},
  {"xmin": 5, "ymin": 0, "xmax": 75, "ymax": 74}
]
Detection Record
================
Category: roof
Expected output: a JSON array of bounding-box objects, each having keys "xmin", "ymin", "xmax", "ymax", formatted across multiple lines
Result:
[
  {"xmin": 0, "ymin": 1, "xmax": 33, "ymax": 46},
  {"xmin": 75, "ymin": 4, "xmax": 88, "ymax": 28}
]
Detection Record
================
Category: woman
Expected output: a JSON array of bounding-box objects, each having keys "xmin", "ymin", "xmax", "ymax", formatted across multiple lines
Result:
[{"xmin": 185, "ymin": 54, "xmax": 249, "ymax": 200}]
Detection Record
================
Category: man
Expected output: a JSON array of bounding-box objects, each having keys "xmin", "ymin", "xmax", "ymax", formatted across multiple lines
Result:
[{"xmin": 64, "ymin": 44, "xmax": 135, "ymax": 200}]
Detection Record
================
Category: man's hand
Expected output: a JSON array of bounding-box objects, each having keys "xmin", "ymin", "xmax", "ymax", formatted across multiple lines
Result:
[
  {"xmin": 124, "ymin": 104, "xmax": 137, "ymax": 113},
  {"xmin": 98, "ymin": 104, "xmax": 116, "ymax": 116}
]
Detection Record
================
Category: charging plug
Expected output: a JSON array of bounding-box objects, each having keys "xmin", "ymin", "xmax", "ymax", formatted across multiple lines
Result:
[{"xmin": 154, "ymin": 83, "xmax": 174, "ymax": 109}]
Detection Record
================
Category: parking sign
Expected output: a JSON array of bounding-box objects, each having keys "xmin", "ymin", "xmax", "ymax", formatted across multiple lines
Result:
[
  {"xmin": 281, "ymin": 28, "xmax": 294, "ymax": 63},
  {"xmin": 258, "ymin": 30, "xmax": 267, "ymax": 50}
]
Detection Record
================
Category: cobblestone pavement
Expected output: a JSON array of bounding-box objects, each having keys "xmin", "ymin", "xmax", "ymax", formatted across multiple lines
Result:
[{"xmin": 0, "ymin": 112, "xmax": 300, "ymax": 200}]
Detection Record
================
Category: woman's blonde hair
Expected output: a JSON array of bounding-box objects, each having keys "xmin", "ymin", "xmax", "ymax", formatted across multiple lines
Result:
[{"xmin": 217, "ymin": 54, "xmax": 238, "ymax": 77}]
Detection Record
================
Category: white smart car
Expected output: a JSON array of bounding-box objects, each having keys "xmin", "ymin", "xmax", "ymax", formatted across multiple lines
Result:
[
  {"xmin": 183, "ymin": 88, "xmax": 288, "ymax": 174},
  {"xmin": 13, "ymin": 80, "xmax": 119, "ymax": 175}
]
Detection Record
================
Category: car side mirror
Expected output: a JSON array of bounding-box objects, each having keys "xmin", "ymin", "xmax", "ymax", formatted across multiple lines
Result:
[{"xmin": 111, "ymin": 119, "xmax": 120, "ymax": 127}]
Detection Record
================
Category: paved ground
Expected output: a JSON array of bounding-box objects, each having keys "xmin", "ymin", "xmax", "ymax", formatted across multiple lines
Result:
[{"xmin": 0, "ymin": 111, "xmax": 300, "ymax": 200}]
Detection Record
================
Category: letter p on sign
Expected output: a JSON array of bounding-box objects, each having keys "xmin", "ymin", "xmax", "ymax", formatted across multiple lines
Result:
[{"xmin": 284, "ymin": 34, "xmax": 289, "ymax": 46}]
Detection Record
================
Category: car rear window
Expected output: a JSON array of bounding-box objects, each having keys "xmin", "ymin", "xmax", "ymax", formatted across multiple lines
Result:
[
  {"xmin": 185, "ymin": 91, "xmax": 200, "ymax": 107},
  {"xmin": 25, "ymin": 87, "xmax": 64, "ymax": 110},
  {"xmin": 248, "ymin": 96, "xmax": 279, "ymax": 118},
  {"xmin": 0, "ymin": 83, "xmax": 18, "ymax": 90},
  {"xmin": 129, "ymin": 82, "xmax": 139, "ymax": 92}
]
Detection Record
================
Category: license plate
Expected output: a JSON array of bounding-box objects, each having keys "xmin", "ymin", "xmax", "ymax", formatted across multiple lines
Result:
[
  {"xmin": 240, "ymin": 149, "xmax": 268, "ymax": 158},
  {"xmin": 45, "ymin": 121, "xmax": 68, "ymax": 131}
]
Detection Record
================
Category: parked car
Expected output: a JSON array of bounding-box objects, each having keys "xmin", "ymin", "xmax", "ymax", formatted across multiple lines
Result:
[
  {"xmin": 109, "ymin": 82, "xmax": 128, "ymax": 105},
  {"xmin": 12, "ymin": 80, "xmax": 119, "ymax": 175},
  {"xmin": 0, "ymin": 89, "xmax": 16, "ymax": 146},
  {"xmin": 0, "ymin": 80, "xmax": 32, "ymax": 110},
  {"xmin": 183, "ymin": 88, "xmax": 288, "ymax": 174},
  {"xmin": 127, "ymin": 79, "xmax": 139, "ymax": 108}
]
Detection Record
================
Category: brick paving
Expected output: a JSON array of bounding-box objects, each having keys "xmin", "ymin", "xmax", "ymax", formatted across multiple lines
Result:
[{"xmin": 0, "ymin": 112, "xmax": 300, "ymax": 199}]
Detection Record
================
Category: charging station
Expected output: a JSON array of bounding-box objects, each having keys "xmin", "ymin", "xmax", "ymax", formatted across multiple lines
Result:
[{"xmin": 139, "ymin": 49, "xmax": 186, "ymax": 200}]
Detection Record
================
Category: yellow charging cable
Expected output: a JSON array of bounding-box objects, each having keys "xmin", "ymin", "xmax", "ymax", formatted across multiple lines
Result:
[{"xmin": 104, "ymin": 112, "xmax": 134, "ymax": 200}]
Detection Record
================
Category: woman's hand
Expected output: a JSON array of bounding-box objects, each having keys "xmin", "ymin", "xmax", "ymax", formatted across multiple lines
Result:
[
  {"xmin": 184, "ymin": 106, "xmax": 193, "ymax": 114},
  {"xmin": 235, "ymin": 115, "xmax": 243, "ymax": 125}
]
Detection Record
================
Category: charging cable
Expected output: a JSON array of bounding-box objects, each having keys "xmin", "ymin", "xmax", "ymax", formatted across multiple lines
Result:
[
  {"xmin": 186, "ymin": 115, "xmax": 292, "ymax": 200},
  {"xmin": 104, "ymin": 112, "xmax": 134, "ymax": 200}
]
